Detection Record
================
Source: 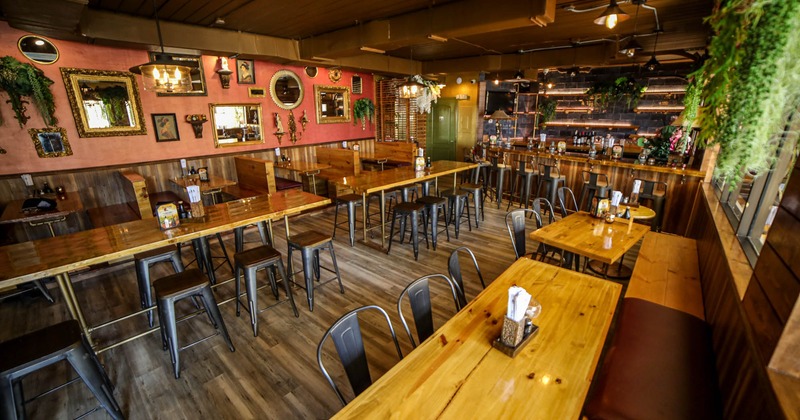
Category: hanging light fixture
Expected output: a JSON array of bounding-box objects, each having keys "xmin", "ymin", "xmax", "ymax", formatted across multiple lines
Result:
[
  {"xmin": 399, "ymin": 78, "xmax": 424, "ymax": 98},
  {"xmin": 645, "ymin": 30, "xmax": 661, "ymax": 71},
  {"xmin": 594, "ymin": 0, "xmax": 629, "ymax": 29},
  {"xmin": 129, "ymin": 0, "xmax": 194, "ymax": 93},
  {"xmin": 618, "ymin": 2, "xmax": 643, "ymax": 57}
]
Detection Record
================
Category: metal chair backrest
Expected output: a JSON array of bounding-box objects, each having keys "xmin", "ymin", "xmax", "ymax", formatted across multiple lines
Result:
[
  {"xmin": 557, "ymin": 187, "xmax": 579, "ymax": 218},
  {"xmin": 635, "ymin": 178, "xmax": 668, "ymax": 199},
  {"xmin": 505, "ymin": 208, "xmax": 541, "ymax": 260},
  {"xmin": 539, "ymin": 163, "xmax": 561, "ymax": 180},
  {"xmin": 447, "ymin": 247, "xmax": 486, "ymax": 307},
  {"xmin": 396, "ymin": 274, "xmax": 461, "ymax": 348},
  {"xmin": 582, "ymin": 171, "xmax": 609, "ymax": 186},
  {"xmin": 317, "ymin": 305, "xmax": 403, "ymax": 406},
  {"xmin": 531, "ymin": 197, "xmax": 555, "ymax": 226}
]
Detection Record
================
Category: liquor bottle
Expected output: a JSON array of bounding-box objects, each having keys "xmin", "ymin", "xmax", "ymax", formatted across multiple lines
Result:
[
  {"xmin": 189, "ymin": 166, "xmax": 197, "ymax": 175},
  {"xmin": 42, "ymin": 182, "xmax": 53, "ymax": 194},
  {"xmin": 177, "ymin": 201, "xmax": 187, "ymax": 219}
]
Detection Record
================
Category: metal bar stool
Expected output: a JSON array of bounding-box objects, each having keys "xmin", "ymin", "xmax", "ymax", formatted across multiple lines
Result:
[
  {"xmin": 135, "ymin": 245, "xmax": 184, "ymax": 327},
  {"xmin": 287, "ymin": 231, "xmax": 345, "ymax": 311},
  {"xmin": 416, "ymin": 195, "xmax": 450, "ymax": 250},
  {"xmin": 440, "ymin": 188, "xmax": 472, "ymax": 239},
  {"xmin": 332, "ymin": 194, "xmax": 363, "ymax": 247},
  {"xmin": 153, "ymin": 268, "xmax": 235, "ymax": 379},
  {"xmin": 537, "ymin": 162, "xmax": 566, "ymax": 211},
  {"xmin": 418, "ymin": 179, "xmax": 438, "ymax": 197},
  {"xmin": 234, "ymin": 221, "xmax": 273, "ymax": 253},
  {"xmin": 458, "ymin": 165, "xmax": 485, "ymax": 227},
  {"xmin": 387, "ymin": 202, "xmax": 428, "ymax": 260},
  {"xmin": 234, "ymin": 245, "xmax": 299, "ymax": 336},
  {"xmin": 507, "ymin": 157, "xmax": 538, "ymax": 211},
  {"xmin": 189, "ymin": 233, "xmax": 234, "ymax": 285},
  {"xmin": 578, "ymin": 171, "xmax": 610, "ymax": 211},
  {"xmin": 0, "ymin": 320, "xmax": 124, "ymax": 420},
  {"xmin": 488, "ymin": 154, "xmax": 511, "ymax": 208}
]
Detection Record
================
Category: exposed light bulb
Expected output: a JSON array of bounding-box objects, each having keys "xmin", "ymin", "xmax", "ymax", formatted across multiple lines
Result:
[
  {"xmin": 493, "ymin": 78, "xmax": 500, "ymax": 85},
  {"xmin": 605, "ymin": 14, "xmax": 618, "ymax": 29},
  {"xmin": 626, "ymin": 49, "xmax": 635, "ymax": 58},
  {"xmin": 153, "ymin": 67, "xmax": 161, "ymax": 79},
  {"xmin": 175, "ymin": 68, "xmax": 181, "ymax": 79}
]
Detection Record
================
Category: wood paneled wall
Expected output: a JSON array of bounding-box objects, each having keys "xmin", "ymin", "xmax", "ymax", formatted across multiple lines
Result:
[{"xmin": 688, "ymin": 186, "xmax": 785, "ymax": 419}]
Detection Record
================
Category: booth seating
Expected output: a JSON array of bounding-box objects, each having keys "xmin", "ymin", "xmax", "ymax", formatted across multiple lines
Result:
[
  {"xmin": 87, "ymin": 170, "xmax": 153, "ymax": 228},
  {"xmin": 368, "ymin": 142, "xmax": 417, "ymax": 169},
  {"xmin": 583, "ymin": 232, "xmax": 722, "ymax": 419},
  {"xmin": 315, "ymin": 147, "xmax": 362, "ymax": 198}
]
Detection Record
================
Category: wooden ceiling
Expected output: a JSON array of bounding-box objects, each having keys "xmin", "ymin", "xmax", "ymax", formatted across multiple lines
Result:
[{"xmin": 1, "ymin": 0, "xmax": 713, "ymax": 74}]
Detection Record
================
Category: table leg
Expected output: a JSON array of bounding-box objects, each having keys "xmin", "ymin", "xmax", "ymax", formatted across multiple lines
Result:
[
  {"xmin": 284, "ymin": 215, "xmax": 290, "ymax": 240},
  {"xmin": 362, "ymin": 192, "xmax": 368, "ymax": 243},
  {"xmin": 267, "ymin": 219, "xmax": 275, "ymax": 244},
  {"xmin": 55, "ymin": 272, "xmax": 95, "ymax": 347},
  {"xmin": 380, "ymin": 190, "xmax": 386, "ymax": 249}
]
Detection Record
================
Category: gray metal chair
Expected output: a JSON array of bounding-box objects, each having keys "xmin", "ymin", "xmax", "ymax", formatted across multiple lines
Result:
[
  {"xmin": 505, "ymin": 208, "xmax": 541, "ymax": 260},
  {"xmin": 557, "ymin": 186, "xmax": 579, "ymax": 218},
  {"xmin": 316, "ymin": 305, "xmax": 403, "ymax": 406},
  {"xmin": 447, "ymin": 247, "xmax": 486, "ymax": 308},
  {"xmin": 635, "ymin": 178, "xmax": 669, "ymax": 232},
  {"xmin": 396, "ymin": 274, "xmax": 461, "ymax": 348},
  {"xmin": 135, "ymin": 245, "xmax": 184, "ymax": 327}
]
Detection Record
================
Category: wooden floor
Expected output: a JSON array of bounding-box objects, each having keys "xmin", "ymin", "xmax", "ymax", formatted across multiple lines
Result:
[{"xmin": 0, "ymin": 182, "xmax": 640, "ymax": 419}]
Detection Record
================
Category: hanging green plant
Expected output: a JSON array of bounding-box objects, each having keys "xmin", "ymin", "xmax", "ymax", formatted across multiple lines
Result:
[
  {"xmin": 691, "ymin": 0, "xmax": 800, "ymax": 185},
  {"xmin": 538, "ymin": 97, "xmax": 558, "ymax": 126},
  {"xmin": 0, "ymin": 56, "xmax": 57, "ymax": 127},
  {"xmin": 585, "ymin": 76, "xmax": 646, "ymax": 111},
  {"xmin": 353, "ymin": 97, "xmax": 375, "ymax": 130}
]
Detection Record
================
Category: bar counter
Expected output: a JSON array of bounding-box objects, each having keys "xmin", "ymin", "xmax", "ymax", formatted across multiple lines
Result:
[{"xmin": 485, "ymin": 146, "xmax": 706, "ymax": 235}]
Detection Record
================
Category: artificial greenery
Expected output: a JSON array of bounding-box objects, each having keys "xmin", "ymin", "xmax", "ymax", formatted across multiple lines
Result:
[
  {"xmin": 538, "ymin": 97, "xmax": 558, "ymax": 126},
  {"xmin": 585, "ymin": 76, "xmax": 646, "ymax": 112},
  {"xmin": 353, "ymin": 97, "xmax": 375, "ymax": 129},
  {"xmin": 0, "ymin": 56, "xmax": 57, "ymax": 127},
  {"xmin": 688, "ymin": 0, "xmax": 800, "ymax": 184}
]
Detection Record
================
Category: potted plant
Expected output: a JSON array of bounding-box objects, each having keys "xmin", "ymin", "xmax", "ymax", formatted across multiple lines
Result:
[
  {"xmin": 0, "ymin": 56, "xmax": 57, "ymax": 127},
  {"xmin": 353, "ymin": 98, "xmax": 375, "ymax": 129},
  {"xmin": 585, "ymin": 76, "xmax": 646, "ymax": 112},
  {"xmin": 538, "ymin": 97, "xmax": 558, "ymax": 126}
]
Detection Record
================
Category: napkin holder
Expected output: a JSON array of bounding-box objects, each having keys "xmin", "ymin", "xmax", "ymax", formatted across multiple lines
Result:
[{"xmin": 492, "ymin": 316, "xmax": 539, "ymax": 358}]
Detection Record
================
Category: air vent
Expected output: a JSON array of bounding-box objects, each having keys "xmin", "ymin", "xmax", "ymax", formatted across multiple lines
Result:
[{"xmin": 352, "ymin": 75, "xmax": 363, "ymax": 94}]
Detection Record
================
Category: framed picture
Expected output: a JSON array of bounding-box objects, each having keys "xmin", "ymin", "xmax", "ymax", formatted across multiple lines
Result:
[
  {"xmin": 28, "ymin": 127, "xmax": 73, "ymax": 158},
  {"xmin": 237, "ymin": 59, "xmax": 255, "ymax": 84},
  {"xmin": 148, "ymin": 52, "xmax": 207, "ymax": 96},
  {"xmin": 248, "ymin": 87, "xmax": 266, "ymax": 97},
  {"xmin": 152, "ymin": 113, "xmax": 180, "ymax": 142}
]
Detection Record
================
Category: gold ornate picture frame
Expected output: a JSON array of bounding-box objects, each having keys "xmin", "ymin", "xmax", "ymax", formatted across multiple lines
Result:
[
  {"xmin": 60, "ymin": 67, "xmax": 147, "ymax": 138},
  {"xmin": 29, "ymin": 127, "xmax": 73, "ymax": 158}
]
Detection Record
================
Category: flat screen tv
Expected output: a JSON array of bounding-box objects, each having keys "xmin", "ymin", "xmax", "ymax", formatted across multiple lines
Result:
[{"xmin": 485, "ymin": 91, "xmax": 515, "ymax": 116}]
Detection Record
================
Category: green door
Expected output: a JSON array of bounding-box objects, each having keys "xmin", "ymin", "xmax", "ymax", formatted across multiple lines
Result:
[{"xmin": 427, "ymin": 98, "xmax": 457, "ymax": 161}]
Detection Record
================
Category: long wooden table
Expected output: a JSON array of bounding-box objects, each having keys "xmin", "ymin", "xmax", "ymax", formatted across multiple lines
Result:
[
  {"xmin": 333, "ymin": 258, "xmax": 621, "ymax": 419},
  {"xmin": 0, "ymin": 189, "xmax": 330, "ymax": 350},
  {"xmin": 529, "ymin": 211, "xmax": 649, "ymax": 276},
  {"xmin": 329, "ymin": 160, "xmax": 479, "ymax": 249}
]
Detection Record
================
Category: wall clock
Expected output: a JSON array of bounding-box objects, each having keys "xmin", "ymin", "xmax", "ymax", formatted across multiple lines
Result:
[{"xmin": 328, "ymin": 68, "xmax": 342, "ymax": 83}]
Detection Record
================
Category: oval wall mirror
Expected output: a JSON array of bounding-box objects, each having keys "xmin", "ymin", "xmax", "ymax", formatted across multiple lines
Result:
[
  {"xmin": 18, "ymin": 35, "xmax": 59, "ymax": 65},
  {"xmin": 269, "ymin": 70, "xmax": 303, "ymax": 110},
  {"xmin": 305, "ymin": 66, "xmax": 318, "ymax": 78}
]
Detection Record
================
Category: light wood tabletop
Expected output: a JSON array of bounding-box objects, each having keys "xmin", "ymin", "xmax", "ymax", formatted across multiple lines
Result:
[
  {"xmin": 0, "ymin": 192, "xmax": 84, "ymax": 225},
  {"xmin": 170, "ymin": 175, "xmax": 237, "ymax": 192},
  {"xmin": 629, "ymin": 204, "xmax": 656, "ymax": 220},
  {"xmin": 529, "ymin": 211, "xmax": 649, "ymax": 265},
  {"xmin": 333, "ymin": 258, "xmax": 621, "ymax": 419},
  {"xmin": 274, "ymin": 161, "xmax": 331, "ymax": 173}
]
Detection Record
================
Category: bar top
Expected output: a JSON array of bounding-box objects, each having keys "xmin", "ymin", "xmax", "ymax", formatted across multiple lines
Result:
[{"xmin": 333, "ymin": 258, "xmax": 621, "ymax": 419}]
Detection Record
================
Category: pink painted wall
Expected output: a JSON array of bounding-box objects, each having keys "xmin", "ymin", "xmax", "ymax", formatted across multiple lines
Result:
[{"xmin": 0, "ymin": 22, "xmax": 375, "ymax": 175}]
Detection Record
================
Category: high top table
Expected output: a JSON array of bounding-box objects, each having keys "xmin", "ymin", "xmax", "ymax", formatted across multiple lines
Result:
[
  {"xmin": 0, "ymin": 189, "xmax": 329, "ymax": 351},
  {"xmin": 332, "ymin": 258, "xmax": 621, "ymax": 419},
  {"xmin": 328, "ymin": 160, "xmax": 479, "ymax": 249}
]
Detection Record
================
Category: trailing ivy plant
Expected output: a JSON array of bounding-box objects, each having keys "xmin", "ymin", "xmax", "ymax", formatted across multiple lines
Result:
[
  {"xmin": 585, "ymin": 76, "xmax": 646, "ymax": 112},
  {"xmin": 688, "ymin": 0, "xmax": 800, "ymax": 185},
  {"xmin": 0, "ymin": 56, "xmax": 57, "ymax": 127},
  {"xmin": 538, "ymin": 97, "xmax": 558, "ymax": 126},
  {"xmin": 353, "ymin": 97, "xmax": 375, "ymax": 130}
]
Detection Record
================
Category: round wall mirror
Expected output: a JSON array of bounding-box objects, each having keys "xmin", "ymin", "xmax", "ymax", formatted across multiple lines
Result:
[
  {"xmin": 305, "ymin": 66, "xmax": 318, "ymax": 78},
  {"xmin": 18, "ymin": 35, "xmax": 59, "ymax": 65},
  {"xmin": 270, "ymin": 70, "xmax": 304, "ymax": 110}
]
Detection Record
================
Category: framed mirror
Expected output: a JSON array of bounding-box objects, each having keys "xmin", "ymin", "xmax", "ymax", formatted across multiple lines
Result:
[
  {"xmin": 60, "ymin": 68, "xmax": 147, "ymax": 138},
  {"xmin": 18, "ymin": 35, "xmax": 59, "ymax": 65},
  {"xmin": 269, "ymin": 70, "xmax": 303, "ymax": 110},
  {"xmin": 148, "ymin": 52, "xmax": 206, "ymax": 96},
  {"xmin": 209, "ymin": 103, "xmax": 265, "ymax": 147},
  {"xmin": 314, "ymin": 85, "xmax": 351, "ymax": 124},
  {"xmin": 28, "ymin": 127, "xmax": 72, "ymax": 158},
  {"xmin": 305, "ymin": 66, "xmax": 318, "ymax": 78}
]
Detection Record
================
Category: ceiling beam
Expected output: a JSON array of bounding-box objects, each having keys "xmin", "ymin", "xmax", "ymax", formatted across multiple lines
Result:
[
  {"xmin": 299, "ymin": 0, "xmax": 556, "ymax": 60},
  {"xmin": 0, "ymin": 0, "xmax": 88, "ymax": 41}
]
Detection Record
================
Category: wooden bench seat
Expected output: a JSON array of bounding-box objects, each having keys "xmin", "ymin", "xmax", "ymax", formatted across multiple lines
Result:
[{"xmin": 584, "ymin": 232, "xmax": 723, "ymax": 420}]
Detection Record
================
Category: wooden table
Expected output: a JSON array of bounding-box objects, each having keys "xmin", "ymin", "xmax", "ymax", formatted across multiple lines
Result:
[
  {"xmin": 0, "ymin": 192, "xmax": 84, "ymax": 237},
  {"xmin": 275, "ymin": 161, "xmax": 332, "ymax": 195},
  {"xmin": 585, "ymin": 205, "xmax": 654, "ymax": 278},
  {"xmin": 170, "ymin": 175, "xmax": 237, "ymax": 204},
  {"xmin": 0, "ymin": 189, "xmax": 329, "ymax": 350},
  {"xmin": 529, "ymin": 212, "xmax": 649, "ymax": 277},
  {"xmin": 329, "ymin": 160, "xmax": 478, "ymax": 249},
  {"xmin": 333, "ymin": 258, "xmax": 621, "ymax": 419}
]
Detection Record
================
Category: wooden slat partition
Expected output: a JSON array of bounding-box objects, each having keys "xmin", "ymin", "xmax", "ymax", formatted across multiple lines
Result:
[
  {"xmin": 374, "ymin": 141, "xmax": 418, "ymax": 165},
  {"xmin": 119, "ymin": 170, "xmax": 152, "ymax": 219},
  {"xmin": 234, "ymin": 156, "xmax": 276, "ymax": 194}
]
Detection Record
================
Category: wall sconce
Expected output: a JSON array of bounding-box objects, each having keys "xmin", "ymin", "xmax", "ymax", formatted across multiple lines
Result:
[
  {"xmin": 274, "ymin": 112, "xmax": 285, "ymax": 144},
  {"xmin": 216, "ymin": 57, "xmax": 233, "ymax": 89},
  {"xmin": 185, "ymin": 114, "xmax": 208, "ymax": 138}
]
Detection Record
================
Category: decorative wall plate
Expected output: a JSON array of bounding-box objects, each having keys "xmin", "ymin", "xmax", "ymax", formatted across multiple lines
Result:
[{"xmin": 328, "ymin": 68, "xmax": 342, "ymax": 83}]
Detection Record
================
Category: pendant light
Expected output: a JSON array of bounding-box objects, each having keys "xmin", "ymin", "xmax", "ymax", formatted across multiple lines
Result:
[
  {"xmin": 618, "ymin": 2, "xmax": 643, "ymax": 57},
  {"xmin": 645, "ymin": 30, "xmax": 661, "ymax": 71},
  {"xmin": 594, "ymin": 0, "xmax": 629, "ymax": 29},
  {"xmin": 129, "ymin": 0, "xmax": 194, "ymax": 93},
  {"xmin": 399, "ymin": 48, "xmax": 423, "ymax": 98}
]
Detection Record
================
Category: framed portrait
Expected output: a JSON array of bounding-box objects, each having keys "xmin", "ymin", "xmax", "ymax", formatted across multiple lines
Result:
[
  {"xmin": 152, "ymin": 113, "xmax": 180, "ymax": 142},
  {"xmin": 28, "ymin": 127, "xmax": 73, "ymax": 158},
  {"xmin": 148, "ymin": 52, "xmax": 206, "ymax": 96},
  {"xmin": 237, "ymin": 59, "xmax": 255, "ymax": 84},
  {"xmin": 248, "ymin": 87, "xmax": 266, "ymax": 98}
]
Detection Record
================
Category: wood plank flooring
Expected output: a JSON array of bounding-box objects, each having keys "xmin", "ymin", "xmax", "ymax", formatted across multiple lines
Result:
[{"xmin": 0, "ymin": 181, "xmax": 640, "ymax": 419}]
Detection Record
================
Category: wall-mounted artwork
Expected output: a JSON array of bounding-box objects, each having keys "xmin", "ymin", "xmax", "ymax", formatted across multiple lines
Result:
[
  {"xmin": 248, "ymin": 87, "xmax": 266, "ymax": 98},
  {"xmin": 29, "ymin": 127, "xmax": 72, "ymax": 158},
  {"xmin": 237, "ymin": 59, "xmax": 255, "ymax": 84},
  {"xmin": 152, "ymin": 113, "xmax": 180, "ymax": 142}
]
